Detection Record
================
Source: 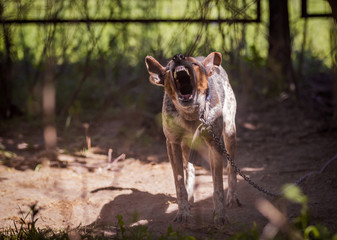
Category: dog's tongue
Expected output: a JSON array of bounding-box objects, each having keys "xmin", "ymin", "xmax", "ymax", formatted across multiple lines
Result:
[{"xmin": 182, "ymin": 94, "xmax": 191, "ymax": 100}]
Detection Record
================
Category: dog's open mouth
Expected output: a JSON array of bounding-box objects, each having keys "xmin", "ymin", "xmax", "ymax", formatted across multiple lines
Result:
[{"xmin": 173, "ymin": 65, "xmax": 195, "ymax": 102}]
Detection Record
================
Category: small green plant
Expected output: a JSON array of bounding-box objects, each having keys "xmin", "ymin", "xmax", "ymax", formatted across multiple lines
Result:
[
  {"xmin": 115, "ymin": 215, "xmax": 196, "ymax": 240},
  {"xmin": 283, "ymin": 184, "xmax": 337, "ymax": 240},
  {"xmin": 229, "ymin": 222, "xmax": 260, "ymax": 240},
  {"xmin": 0, "ymin": 143, "xmax": 17, "ymax": 165},
  {"xmin": 228, "ymin": 185, "xmax": 337, "ymax": 240},
  {"xmin": 231, "ymin": 186, "xmax": 337, "ymax": 240},
  {"xmin": 283, "ymin": 184, "xmax": 310, "ymax": 232},
  {"xmin": 0, "ymin": 204, "xmax": 68, "ymax": 240}
]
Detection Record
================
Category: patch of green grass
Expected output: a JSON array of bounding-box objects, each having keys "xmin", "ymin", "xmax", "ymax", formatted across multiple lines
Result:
[
  {"xmin": 2, "ymin": 188, "xmax": 337, "ymax": 239},
  {"xmin": 0, "ymin": 204, "xmax": 68, "ymax": 240},
  {"xmin": 0, "ymin": 205, "xmax": 197, "ymax": 240},
  {"xmin": 0, "ymin": 148, "xmax": 17, "ymax": 166},
  {"xmin": 0, "ymin": 149, "xmax": 17, "ymax": 160},
  {"xmin": 115, "ymin": 215, "xmax": 196, "ymax": 240}
]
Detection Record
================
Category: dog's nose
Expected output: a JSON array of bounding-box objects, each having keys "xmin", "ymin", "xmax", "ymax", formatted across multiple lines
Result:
[{"xmin": 172, "ymin": 54, "xmax": 185, "ymax": 64}]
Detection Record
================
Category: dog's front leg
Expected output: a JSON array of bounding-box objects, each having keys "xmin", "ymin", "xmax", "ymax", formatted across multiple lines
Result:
[
  {"xmin": 181, "ymin": 141, "xmax": 195, "ymax": 203},
  {"xmin": 166, "ymin": 139, "xmax": 190, "ymax": 222},
  {"xmin": 209, "ymin": 146, "xmax": 228, "ymax": 225}
]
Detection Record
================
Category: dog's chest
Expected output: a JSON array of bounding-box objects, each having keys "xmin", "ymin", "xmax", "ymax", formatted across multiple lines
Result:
[{"xmin": 162, "ymin": 95, "xmax": 200, "ymax": 141}]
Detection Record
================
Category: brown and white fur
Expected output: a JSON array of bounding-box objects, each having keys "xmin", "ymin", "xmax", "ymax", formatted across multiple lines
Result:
[{"xmin": 145, "ymin": 52, "xmax": 240, "ymax": 225}]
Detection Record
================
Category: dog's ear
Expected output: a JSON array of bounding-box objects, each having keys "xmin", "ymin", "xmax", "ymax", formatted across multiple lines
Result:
[
  {"xmin": 202, "ymin": 52, "xmax": 222, "ymax": 76},
  {"xmin": 145, "ymin": 56, "xmax": 165, "ymax": 86}
]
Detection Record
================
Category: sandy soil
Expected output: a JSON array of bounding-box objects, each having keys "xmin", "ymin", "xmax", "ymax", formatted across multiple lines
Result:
[{"xmin": 1, "ymin": 99, "xmax": 337, "ymax": 238}]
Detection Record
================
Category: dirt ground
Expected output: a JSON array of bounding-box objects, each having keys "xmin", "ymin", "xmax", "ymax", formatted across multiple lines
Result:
[{"xmin": 1, "ymin": 98, "xmax": 337, "ymax": 238}]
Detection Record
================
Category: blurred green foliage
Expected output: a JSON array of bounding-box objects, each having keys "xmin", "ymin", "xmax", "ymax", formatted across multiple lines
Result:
[
  {"xmin": 0, "ymin": 0, "xmax": 334, "ymax": 120},
  {"xmin": 282, "ymin": 185, "xmax": 337, "ymax": 240}
]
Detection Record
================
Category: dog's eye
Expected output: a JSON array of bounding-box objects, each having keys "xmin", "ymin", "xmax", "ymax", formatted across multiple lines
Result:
[{"xmin": 192, "ymin": 63, "xmax": 199, "ymax": 67}]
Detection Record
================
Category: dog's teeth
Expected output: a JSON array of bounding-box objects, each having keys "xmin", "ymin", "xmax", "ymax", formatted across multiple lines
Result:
[
  {"xmin": 176, "ymin": 66, "xmax": 186, "ymax": 72},
  {"xmin": 186, "ymin": 69, "xmax": 190, "ymax": 76},
  {"xmin": 174, "ymin": 71, "xmax": 177, "ymax": 79}
]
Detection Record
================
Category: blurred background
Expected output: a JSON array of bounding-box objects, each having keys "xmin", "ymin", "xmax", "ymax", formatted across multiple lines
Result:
[
  {"xmin": 1, "ymin": 1, "xmax": 337, "ymax": 235},
  {"xmin": 0, "ymin": 0, "xmax": 336, "ymax": 149}
]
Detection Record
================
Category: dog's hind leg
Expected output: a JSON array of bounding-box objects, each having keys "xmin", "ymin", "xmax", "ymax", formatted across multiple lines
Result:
[
  {"xmin": 181, "ymin": 142, "xmax": 195, "ymax": 203},
  {"xmin": 166, "ymin": 140, "xmax": 190, "ymax": 222}
]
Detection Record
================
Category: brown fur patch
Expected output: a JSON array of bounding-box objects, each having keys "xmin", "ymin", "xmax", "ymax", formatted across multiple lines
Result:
[
  {"xmin": 185, "ymin": 57, "xmax": 209, "ymax": 94},
  {"xmin": 163, "ymin": 74, "xmax": 176, "ymax": 99},
  {"xmin": 194, "ymin": 65, "xmax": 208, "ymax": 94}
]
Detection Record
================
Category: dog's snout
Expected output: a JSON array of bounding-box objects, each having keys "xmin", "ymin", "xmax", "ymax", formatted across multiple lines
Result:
[{"xmin": 173, "ymin": 54, "xmax": 185, "ymax": 64}]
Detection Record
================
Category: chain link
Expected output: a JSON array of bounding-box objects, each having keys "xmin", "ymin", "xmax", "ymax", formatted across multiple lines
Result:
[{"xmin": 198, "ymin": 117, "xmax": 281, "ymax": 198}]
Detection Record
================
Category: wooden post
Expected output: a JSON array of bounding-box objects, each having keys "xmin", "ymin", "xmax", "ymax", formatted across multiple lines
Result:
[{"xmin": 43, "ymin": 57, "xmax": 57, "ymax": 151}]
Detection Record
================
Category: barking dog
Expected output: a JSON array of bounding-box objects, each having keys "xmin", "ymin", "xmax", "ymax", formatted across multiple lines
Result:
[{"xmin": 145, "ymin": 52, "xmax": 240, "ymax": 225}]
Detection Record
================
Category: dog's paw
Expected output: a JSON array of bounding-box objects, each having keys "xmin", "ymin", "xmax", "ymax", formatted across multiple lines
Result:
[
  {"xmin": 213, "ymin": 211, "xmax": 229, "ymax": 225},
  {"xmin": 173, "ymin": 210, "xmax": 191, "ymax": 223},
  {"xmin": 226, "ymin": 192, "xmax": 241, "ymax": 207}
]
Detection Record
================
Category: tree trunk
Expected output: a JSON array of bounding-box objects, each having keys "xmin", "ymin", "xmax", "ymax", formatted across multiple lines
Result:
[
  {"xmin": 327, "ymin": 0, "xmax": 337, "ymax": 119},
  {"xmin": 327, "ymin": 0, "xmax": 337, "ymax": 21},
  {"xmin": 0, "ymin": 24, "xmax": 13, "ymax": 118},
  {"xmin": 267, "ymin": 0, "xmax": 297, "ymax": 97}
]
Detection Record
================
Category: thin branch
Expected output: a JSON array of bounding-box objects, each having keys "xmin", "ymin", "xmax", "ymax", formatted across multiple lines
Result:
[
  {"xmin": 60, "ymin": 49, "xmax": 92, "ymax": 116},
  {"xmin": 0, "ymin": 17, "xmax": 261, "ymax": 25}
]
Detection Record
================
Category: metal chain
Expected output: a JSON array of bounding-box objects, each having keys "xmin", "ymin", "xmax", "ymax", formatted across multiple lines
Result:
[
  {"xmin": 199, "ymin": 116, "xmax": 337, "ymax": 198},
  {"xmin": 197, "ymin": 98, "xmax": 337, "ymax": 199},
  {"xmin": 198, "ymin": 117, "xmax": 281, "ymax": 198},
  {"xmin": 200, "ymin": 116, "xmax": 337, "ymax": 198}
]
